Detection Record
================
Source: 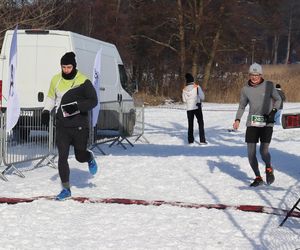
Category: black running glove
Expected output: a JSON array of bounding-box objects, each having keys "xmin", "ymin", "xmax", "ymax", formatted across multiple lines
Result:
[
  {"xmin": 62, "ymin": 102, "xmax": 79, "ymax": 114},
  {"xmin": 264, "ymin": 108, "xmax": 277, "ymax": 123},
  {"xmin": 41, "ymin": 110, "xmax": 50, "ymax": 125}
]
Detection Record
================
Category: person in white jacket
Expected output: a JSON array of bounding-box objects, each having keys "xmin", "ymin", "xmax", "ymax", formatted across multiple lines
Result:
[{"xmin": 182, "ymin": 73, "xmax": 207, "ymax": 144}]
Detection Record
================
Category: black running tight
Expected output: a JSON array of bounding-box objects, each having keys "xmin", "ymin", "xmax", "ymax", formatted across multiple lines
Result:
[
  {"xmin": 247, "ymin": 143, "xmax": 271, "ymax": 177},
  {"xmin": 56, "ymin": 127, "xmax": 92, "ymax": 185}
]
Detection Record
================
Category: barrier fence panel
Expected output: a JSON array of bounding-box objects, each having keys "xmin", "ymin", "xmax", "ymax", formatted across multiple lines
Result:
[
  {"xmin": 131, "ymin": 98, "xmax": 149, "ymax": 144},
  {"xmin": 89, "ymin": 101, "xmax": 121, "ymax": 154},
  {"xmin": 90, "ymin": 100, "xmax": 136, "ymax": 152},
  {"xmin": 0, "ymin": 112, "xmax": 6, "ymax": 181},
  {"xmin": 108, "ymin": 99, "xmax": 134, "ymax": 149},
  {"xmin": 0, "ymin": 108, "xmax": 56, "ymax": 181}
]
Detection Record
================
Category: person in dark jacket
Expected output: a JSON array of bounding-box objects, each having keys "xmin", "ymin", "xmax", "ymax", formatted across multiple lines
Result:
[
  {"xmin": 274, "ymin": 84, "xmax": 286, "ymax": 125},
  {"xmin": 233, "ymin": 63, "xmax": 281, "ymax": 187},
  {"xmin": 41, "ymin": 52, "xmax": 98, "ymax": 200}
]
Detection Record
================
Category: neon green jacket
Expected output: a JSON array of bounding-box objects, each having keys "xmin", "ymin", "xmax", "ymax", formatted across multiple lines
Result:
[{"xmin": 44, "ymin": 71, "xmax": 97, "ymax": 128}]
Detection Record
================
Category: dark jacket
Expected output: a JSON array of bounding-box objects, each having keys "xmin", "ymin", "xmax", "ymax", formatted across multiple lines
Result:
[
  {"xmin": 56, "ymin": 80, "xmax": 98, "ymax": 128},
  {"xmin": 277, "ymin": 89, "xmax": 286, "ymax": 109}
]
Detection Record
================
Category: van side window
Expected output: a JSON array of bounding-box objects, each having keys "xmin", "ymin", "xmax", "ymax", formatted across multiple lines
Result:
[{"xmin": 118, "ymin": 64, "xmax": 129, "ymax": 91}]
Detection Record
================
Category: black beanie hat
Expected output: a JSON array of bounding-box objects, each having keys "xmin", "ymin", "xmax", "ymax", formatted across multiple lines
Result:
[
  {"xmin": 60, "ymin": 52, "xmax": 77, "ymax": 68},
  {"xmin": 185, "ymin": 73, "xmax": 194, "ymax": 83}
]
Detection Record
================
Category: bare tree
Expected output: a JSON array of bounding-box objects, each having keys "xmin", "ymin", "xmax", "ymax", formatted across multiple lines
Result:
[
  {"xmin": 0, "ymin": 0, "xmax": 74, "ymax": 46},
  {"xmin": 283, "ymin": 0, "xmax": 300, "ymax": 64},
  {"xmin": 176, "ymin": 0, "xmax": 186, "ymax": 83}
]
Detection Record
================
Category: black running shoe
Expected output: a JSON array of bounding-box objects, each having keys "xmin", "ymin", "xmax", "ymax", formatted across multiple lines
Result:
[
  {"xmin": 250, "ymin": 176, "xmax": 264, "ymax": 187},
  {"xmin": 266, "ymin": 167, "xmax": 275, "ymax": 185}
]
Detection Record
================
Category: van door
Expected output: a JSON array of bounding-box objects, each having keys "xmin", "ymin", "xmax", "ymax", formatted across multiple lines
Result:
[
  {"xmin": 35, "ymin": 33, "xmax": 68, "ymax": 106},
  {"xmin": 99, "ymin": 53, "xmax": 120, "ymax": 103}
]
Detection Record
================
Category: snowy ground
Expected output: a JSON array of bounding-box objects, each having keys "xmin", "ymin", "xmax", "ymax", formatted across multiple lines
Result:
[{"xmin": 1, "ymin": 103, "xmax": 300, "ymax": 250}]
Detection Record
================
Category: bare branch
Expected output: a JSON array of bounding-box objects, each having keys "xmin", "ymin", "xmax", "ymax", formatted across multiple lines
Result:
[{"xmin": 131, "ymin": 34, "xmax": 178, "ymax": 53}]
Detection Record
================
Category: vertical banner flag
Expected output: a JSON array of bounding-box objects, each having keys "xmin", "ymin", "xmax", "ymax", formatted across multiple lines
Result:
[
  {"xmin": 92, "ymin": 48, "xmax": 102, "ymax": 127},
  {"xmin": 6, "ymin": 25, "xmax": 20, "ymax": 132}
]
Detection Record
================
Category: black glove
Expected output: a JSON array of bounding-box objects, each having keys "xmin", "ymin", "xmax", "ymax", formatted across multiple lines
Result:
[
  {"xmin": 62, "ymin": 102, "xmax": 79, "ymax": 114},
  {"xmin": 264, "ymin": 108, "xmax": 277, "ymax": 123},
  {"xmin": 41, "ymin": 110, "xmax": 50, "ymax": 125}
]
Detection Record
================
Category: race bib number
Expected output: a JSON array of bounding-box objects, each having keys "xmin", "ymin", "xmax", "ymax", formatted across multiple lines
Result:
[{"xmin": 251, "ymin": 115, "xmax": 266, "ymax": 127}]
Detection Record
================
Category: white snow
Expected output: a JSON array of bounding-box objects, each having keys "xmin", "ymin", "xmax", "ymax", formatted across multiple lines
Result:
[{"xmin": 1, "ymin": 103, "xmax": 300, "ymax": 250}]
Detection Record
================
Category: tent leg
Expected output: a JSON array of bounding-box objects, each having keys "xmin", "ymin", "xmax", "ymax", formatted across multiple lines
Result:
[{"xmin": 279, "ymin": 198, "xmax": 300, "ymax": 226}]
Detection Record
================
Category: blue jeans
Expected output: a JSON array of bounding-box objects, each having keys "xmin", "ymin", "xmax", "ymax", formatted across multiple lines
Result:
[{"xmin": 274, "ymin": 109, "xmax": 282, "ymax": 125}]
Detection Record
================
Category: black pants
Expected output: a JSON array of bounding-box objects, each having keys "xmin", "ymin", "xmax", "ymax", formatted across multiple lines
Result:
[
  {"xmin": 187, "ymin": 106, "xmax": 206, "ymax": 143},
  {"xmin": 56, "ymin": 126, "xmax": 92, "ymax": 184}
]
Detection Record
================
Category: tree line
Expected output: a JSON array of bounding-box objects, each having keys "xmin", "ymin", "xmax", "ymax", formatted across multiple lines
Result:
[{"xmin": 0, "ymin": 0, "xmax": 300, "ymax": 100}]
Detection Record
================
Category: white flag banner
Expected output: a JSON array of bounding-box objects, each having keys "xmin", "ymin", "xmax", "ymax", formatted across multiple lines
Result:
[
  {"xmin": 92, "ymin": 49, "xmax": 102, "ymax": 127},
  {"xmin": 6, "ymin": 26, "xmax": 20, "ymax": 132}
]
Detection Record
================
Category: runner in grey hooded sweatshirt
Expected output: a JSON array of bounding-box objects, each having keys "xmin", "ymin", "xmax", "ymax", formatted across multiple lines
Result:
[{"xmin": 233, "ymin": 63, "xmax": 281, "ymax": 187}]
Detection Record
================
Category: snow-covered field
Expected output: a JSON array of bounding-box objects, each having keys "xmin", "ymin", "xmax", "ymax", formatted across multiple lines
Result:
[{"xmin": 1, "ymin": 103, "xmax": 300, "ymax": 250}]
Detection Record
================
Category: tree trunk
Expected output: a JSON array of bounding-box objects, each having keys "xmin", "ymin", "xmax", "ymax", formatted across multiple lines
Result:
[
  {"xmin": 192, "ymin": 53, "xmax": 198, "ymax": 78},
  {"xmin": 284, "ymin": 12, "xmax": 292, "ymax": 64},
  {"xmin": 202, "ymin": 28, "xmax": 221, "ymax": 91},
  {"xmin": 177, "ymin": 0, "xmax": 186, "ymax": 86},
  {"xmin": 272, "ymin": 33, "xmax": 279, "ymax": 64},
  {"xmin": 191, "ymin": 0, "xmax": 204, "ymax": 80}
]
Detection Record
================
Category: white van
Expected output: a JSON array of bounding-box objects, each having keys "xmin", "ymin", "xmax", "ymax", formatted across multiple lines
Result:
[{"xmin": 0, "ymin": 29, "xmax": 135, "ymax": 137}]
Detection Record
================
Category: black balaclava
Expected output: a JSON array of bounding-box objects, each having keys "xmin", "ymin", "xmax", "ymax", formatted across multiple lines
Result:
[{"xmin": 60, "ymin": 52, "xmax": 77, "ymax": 80}]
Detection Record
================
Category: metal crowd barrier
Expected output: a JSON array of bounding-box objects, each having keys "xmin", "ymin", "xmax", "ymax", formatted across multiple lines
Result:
[
  {"xmin": 107, "ymin": 99, "xmax": 135, "ymax": 149},
  {"xmin": 89, "ymin": 100, "xmax": 125, "ymax": 154},
  {"xmin": 90, "ymin": 99, "xmax": 146, "ymax": 152},
  {"xmin": 0, "ymin": 100, "xmax": 147, "ymax": 181},
  {"xmin": 131, "ymin": 98, "xmax": 149, "ymax": 144},
  {"xmin": 0, "ymin": 108, "xmax": 57, "ymax": 181}
]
